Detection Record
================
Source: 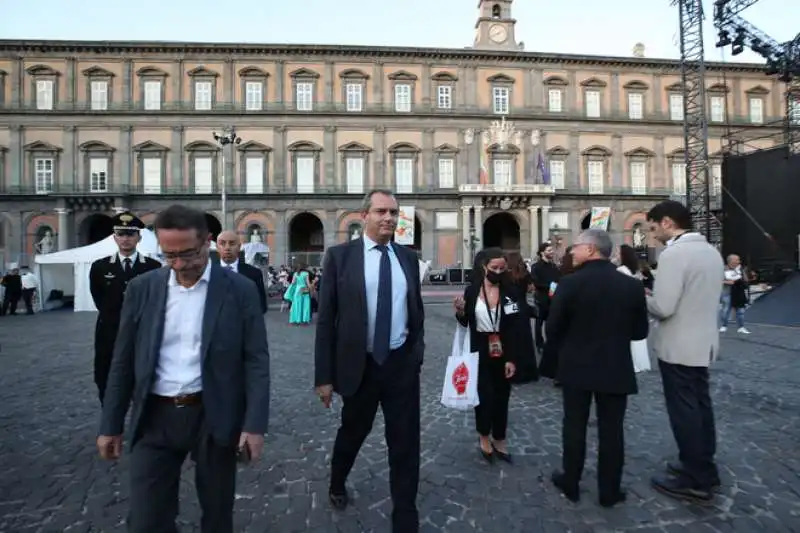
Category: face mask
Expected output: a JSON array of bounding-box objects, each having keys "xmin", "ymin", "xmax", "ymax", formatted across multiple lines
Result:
[{"xmin": 485, "ymin": 270, "xmax": 504, "ymax": 285}]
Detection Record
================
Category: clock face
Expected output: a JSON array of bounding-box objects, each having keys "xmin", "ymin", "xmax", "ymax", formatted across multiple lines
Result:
[{"xmin": 489, "ymin": 24, "xmax": 507, "ymax": 43}]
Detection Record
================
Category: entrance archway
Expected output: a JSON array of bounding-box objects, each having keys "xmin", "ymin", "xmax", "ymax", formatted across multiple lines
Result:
[
  {"xmin": 289, "ymin": 212, "xmax": 324, "ymax": 266},
  {"xmin": 204, "ymin": 214, "xmax": 222, "ymax": 241},
  {"xmin": 80, "ymin": 213, "xmax": 113, "ymax": 245},
  {"xmin": 483, "ymin": 212, "xmax": 520, "ymax": 253}
]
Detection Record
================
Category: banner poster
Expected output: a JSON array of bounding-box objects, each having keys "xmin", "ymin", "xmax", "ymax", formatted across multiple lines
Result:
[
  {"xmin": 395, "ymin": 206, "xmax": 415, "ymax": 245},
  {"xmin": 588, "ymin": 207, "xmax": 612, "ymax": 230}
]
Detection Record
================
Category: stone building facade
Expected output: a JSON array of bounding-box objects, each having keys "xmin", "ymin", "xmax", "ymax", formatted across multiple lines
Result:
[{"xmin": 0, "ymin": 0, "xmax": 787, "ymax": 268}]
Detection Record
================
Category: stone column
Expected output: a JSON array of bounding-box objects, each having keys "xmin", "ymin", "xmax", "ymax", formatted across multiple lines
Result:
[
  {"xmin": 9, "ymin": 125, "xmax": 22, "ymax": 189},
  {"xmin": 567, "ymin": 132, "xmax": 580, "ymax": 189},
  {"xmin": 324, "ymin": 61, "xmax": 334, "ymax": 108},
  {"xmin": 456, "ymin": 130, "xmax": 468, "ymax": 189},
  {"xmin": 528, "ymin": 205, "xmax": 539, "ymax": 258},
  {"xmin": 422, "ymin": 128, "xmax": 434, "ymax": 190},
  {"xmin": 10, "ymin": 57, "xmax": 22, "ymax": 107},
  {"xmin": 171, "ymin": 126, "xmax": 184, "ymax": 189},
  {"xmin": 224, "ymin": 57, "xmax": 234, "ymax": 108},
  {"xmin": 122, "ymin": 59, "xmax": 133, "ymax": 106},
  {"xmin": 456, "ymin": 64, "xmax": 468, "ymax": 109},
  {"xmin": 530, "ymin": 68, "xmax": 543, "ymax": 111},
  {"xmin": 654, "ymin": 136, "xmax": 666, "ymax": 190},
  {"xmin": 118, "ymin": 126, "xmax": 133, "ymax": 189},
  {"xmin": 324, "ymin": 210, "xmax": 337, "ymax": 248},
  {"xmin": 273, "ymin": 126, "xmax": 287, "ymax": 190},
  {"xmin": 55, "ymin": 208, "xmax": 70, "ymax": 251},
  {"xmin": 372, "ymin": 61, "xmax": 384, "ymax": 109},
  {"xmin": 323, "ymin": 126, "xmax": 337, "ymax": 190},
  {"xmin": 174, "ymin": 59, "xmax": 184, "ymax": 110},
  {"xmin": 275, "ymin": 60, "xmax": 285, "ymax": 108},
  {"xmin": 567, "ymin": 71, "xmax": 578, "ymax": 114},
  {"xmin": 421, "ymin": 62, "xmax": 431, "ymax": 109},
  {"xmin": 461, "ymin": 206, "xmax": 472, "ymax": 268},
  {"xmin": 62, "ymin": 126, "xmax": 76, "ymax": 190},
  {"xmin": 223, "ymin": 143, "xmax": 235, "ymax": 228},
  {"xmin": 466, "ymin": 67, "xmax": 478, "ymax": 107},
  {"xmin": 653, "ymin": 75, "xmax": 663, "ymax": 116},
  {"xmin": 373, "ymin": 126, "xmax": 386, "ymax": 188},
  {"xmin": 540, "ymin": 205, "xmax": 551, "ymax": 243},
  {"xmin": 66, "ymin": 57, "xmax": 77, "ymax": 108},
  {"xmin": 474, "ymin": 205, "xmax": 484, "ymax": 247},
  {"xmin": 612, "ymin": 134, "xmax": 623, "ymax": 189},
  {"xmin": 732, "ymin": 78, "xmax": 742, "ymax": 118}
]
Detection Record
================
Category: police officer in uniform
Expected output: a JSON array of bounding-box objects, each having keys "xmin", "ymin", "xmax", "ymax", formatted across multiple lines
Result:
[{"xmin": 89, "ymin": 212, "xmax": 161, "ymax": 404}]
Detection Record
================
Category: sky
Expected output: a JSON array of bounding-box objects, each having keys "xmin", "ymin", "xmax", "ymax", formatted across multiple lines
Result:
[{"xmin": 0, "ymin": 0, "xmax": 796, "ymax": 64}]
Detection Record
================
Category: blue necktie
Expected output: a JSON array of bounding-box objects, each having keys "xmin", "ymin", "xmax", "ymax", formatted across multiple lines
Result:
[{"xmin": 372, "ymin": 244, "xmax": 392, "ymax": 365}]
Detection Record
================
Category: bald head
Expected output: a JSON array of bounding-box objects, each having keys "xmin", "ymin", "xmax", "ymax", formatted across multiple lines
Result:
[{"xmin": 216, "ymin": 230, "xmax": 241, "ymax": 264}]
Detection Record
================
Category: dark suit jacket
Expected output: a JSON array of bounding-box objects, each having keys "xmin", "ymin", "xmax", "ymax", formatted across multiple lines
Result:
[
  {"xmin": 546, "ymin": 260, "xmax": 649, "ymax": 395},
  {"xmin": 99, "ymin": 263, "xmax": 271, "ymax": 447},
  {"xmin": 238, "ymin": 262, "xmax": 268, "ymax": 314},
  {"xmin": 455, "ymin": 281, "xmax": 528, "ymax": 365},
  {"xmin": 314, "ymin": 238, "xmax": 425, "ymax": 397}
]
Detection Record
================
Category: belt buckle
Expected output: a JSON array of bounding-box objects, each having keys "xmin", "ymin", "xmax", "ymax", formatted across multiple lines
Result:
[{"xmin": 173, "ymin": 394, "xmax": 189, "ymax": 408}]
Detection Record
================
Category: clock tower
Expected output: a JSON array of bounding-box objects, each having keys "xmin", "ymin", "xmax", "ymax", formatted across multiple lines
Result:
[{"xmin": 473, "ymin": 0, "xmax": 520, "ymax": 50}]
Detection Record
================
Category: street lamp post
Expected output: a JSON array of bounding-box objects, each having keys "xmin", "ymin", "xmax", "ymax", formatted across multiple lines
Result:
[{"xmin": 212, "ymin": 126, "xmax": 242, "ymax": 227}]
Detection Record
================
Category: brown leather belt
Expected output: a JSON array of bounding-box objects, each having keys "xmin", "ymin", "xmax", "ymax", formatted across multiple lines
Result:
[{"xmin": 149, "ymin": 392, "xmax": 202, "ymax": 407}]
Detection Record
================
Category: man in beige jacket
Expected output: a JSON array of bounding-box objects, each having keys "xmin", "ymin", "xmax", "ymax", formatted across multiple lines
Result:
[{"xmin": 645, "ymin": 200, "xmax": 724, "ymax": 505}]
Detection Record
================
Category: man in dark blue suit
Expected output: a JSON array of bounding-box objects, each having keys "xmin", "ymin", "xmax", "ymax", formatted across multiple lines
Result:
[
  {"xmin": 97, "ymin": 205, "xmax": 271, "ymax": 533},
  {"xmin": 315, "ymin": 189, "xmax": 425, "ymax": 532},
  {"xmin": 216, "ymin": 230, "xmax": 268, "ymax": 313}
]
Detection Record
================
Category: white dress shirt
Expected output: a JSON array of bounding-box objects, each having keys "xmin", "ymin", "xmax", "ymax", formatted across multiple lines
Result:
[
  {"xmin": 220, "ymin": 259, "xmax": 239, "ymax": 273},
  {"xmin": 151, "ymin": 261, "xmax": 211, "ymax": 397},
  {"xmin": 362, "ymin": 236, "xmax": 408, "ymax": 352}
]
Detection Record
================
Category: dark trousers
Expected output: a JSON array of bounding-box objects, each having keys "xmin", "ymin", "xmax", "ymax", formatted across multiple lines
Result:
[
  {"xmin": 128, "ymin": 400, "xmax": 237, "ymax": 533},
  {"xmin": 534, "ymin": 317, "xmax": 545, "ymax": 351},
  {"xmin": 21, "ymin": 288, "xmax": 34, "ymax": 314},
  {"xmin": 561, "ymin": 386, "xmax": 628, "ymax": 500},
  {"xmin": 331, "ymin": 348, "xmax": 420, "ymax": 533},
  {"xmin": 659, "ymin": 360, "xmax": 718, "ymax": 489},
  {"xmin": 94, "ymin": 323, "xmax": 118, "ymax": 404},
  {"xmin": 1, "ymin": 294, "xmax": 19, "ymax": 315},
  {"xmin": 474, "ymin": 340, "xmax": 512, "ymax": 440}
]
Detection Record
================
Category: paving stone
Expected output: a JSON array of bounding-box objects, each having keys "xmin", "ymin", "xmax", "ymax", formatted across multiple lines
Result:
[{"xmin": 0, "ymin": 309, "xmax": 799, "ymax": 531}]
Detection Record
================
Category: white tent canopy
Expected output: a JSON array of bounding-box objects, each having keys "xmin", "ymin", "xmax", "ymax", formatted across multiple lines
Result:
[{"xmin": 34, "ymin": 229, "xmax": 160, "ymax": 312}]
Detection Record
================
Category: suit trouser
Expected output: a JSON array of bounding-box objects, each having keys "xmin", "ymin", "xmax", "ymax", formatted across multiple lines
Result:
[
  {"xmin": 561, "ymin": 386, "xmax": 627, "ymax": 500},
  {"xmin": 659, "ymin": 360, "xmax": 718, "ymax": 490},
  {"xmin": 474, "ymin": 340, "xmax": 512, "ymax": 440},
  {"xmin": 21, "ymin": 288, "xmax": 35, "ymax": 313},
  {"xmin": 1, "ymin": 294, "xmax": 19, "ymax": 315},
  {"xmin": 128, "ymin": 400, "xmax": 237, "ymax": 533},
  {"xmin": 331, "ymin": 347, "xmax": 420, "ymax": 533},
  {"xmin": 94, "ymin": 323, "xmax": 118, "ymax": 404}
]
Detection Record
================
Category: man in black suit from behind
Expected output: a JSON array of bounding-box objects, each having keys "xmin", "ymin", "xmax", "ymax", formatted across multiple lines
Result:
[
  {"xmin": 217, "ymin": 230, "xmax": 268, "ymax": 314},
  {"xmin": 546, "ymin": 228, "xmax": 649, "ymax": 507},
  {"xmin": 315, "ymin": 189, "xmax": 425, "ymax": 532}
]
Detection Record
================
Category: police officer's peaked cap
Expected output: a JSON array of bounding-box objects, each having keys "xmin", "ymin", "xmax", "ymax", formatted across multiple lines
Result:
[{"xmin": 112, "ymin": 211, "xmax": 145, "ymax": 231}]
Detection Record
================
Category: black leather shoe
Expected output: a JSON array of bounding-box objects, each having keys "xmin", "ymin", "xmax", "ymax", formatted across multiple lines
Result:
[
  {"xmin": 492, "ymin": 444, "xmax": 512, "ymax": 463},
  {"xmin": 651, "ymin": 476, "xmax": 713, "ymax": 505},
  {"xmin": 666, "ymin": 462, "xmax": 721, "ymax": 491},
  {"xmin": 329, "ymin": 489, "xmax": 349, "ymax": 511},
  {"xmin": 479, "ymin": 446, "xmax": 494, "ymax": 463},
  {"xmin": 599, "ymin": 490, "xmax": 627, "ymax": 508},
  {"xmin": 551, "ymin": 470, "xmax": 579, "ymax": 502}
]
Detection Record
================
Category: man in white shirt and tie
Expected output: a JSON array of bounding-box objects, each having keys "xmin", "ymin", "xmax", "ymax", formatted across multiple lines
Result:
[{"xmin": 216, "ymin": 230, "xmax": 268, "ymax": 313}]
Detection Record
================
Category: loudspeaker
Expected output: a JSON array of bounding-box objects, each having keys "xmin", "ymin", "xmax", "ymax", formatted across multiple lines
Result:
[{"xmin": 721, "ymin": 146, "xmax": 800, "ymax": 276}]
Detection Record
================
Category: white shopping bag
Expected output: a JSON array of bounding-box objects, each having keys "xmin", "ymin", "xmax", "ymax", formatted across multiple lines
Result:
[
  {"xmin": 631, "ymin": 339, "xmax": 651, "ymax": 373},
  {"xmin": 441, "ymin": 325, "xmax": 480, "ymax": 410}
]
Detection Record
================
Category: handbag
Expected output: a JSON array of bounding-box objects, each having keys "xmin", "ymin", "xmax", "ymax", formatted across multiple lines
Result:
[
  {"xmin": 440, "ymin": 325, "xmax": 480, "ymax": 410},
  {"xmin": 631, "ymin": 339, "xmax": 651, "ymax": 373}
]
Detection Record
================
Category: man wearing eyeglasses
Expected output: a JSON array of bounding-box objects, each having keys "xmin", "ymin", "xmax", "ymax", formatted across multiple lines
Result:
[{"xmin": 89, "ymin": 211, "xmax": 161, "ymax": 405}]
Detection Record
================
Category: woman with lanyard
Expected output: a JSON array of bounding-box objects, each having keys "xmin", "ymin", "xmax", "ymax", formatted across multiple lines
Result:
[{"xmin": 454, "ymin": 248, "xmax": 528, "ymax": 463}]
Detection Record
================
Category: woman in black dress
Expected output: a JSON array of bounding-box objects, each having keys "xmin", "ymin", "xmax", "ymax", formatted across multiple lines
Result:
[{"xmin": 506, "ymin": 252, "xmax": 539, "ymax": 383}]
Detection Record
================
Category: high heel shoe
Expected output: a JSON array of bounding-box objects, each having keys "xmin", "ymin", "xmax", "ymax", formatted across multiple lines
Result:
[
  {"xmin": 479, "ymin": 445, "xmax": 494, "ymax": 463},
  {"xmin": 492, "ymin": 444, "xmax": 512, "ymax": 463}
]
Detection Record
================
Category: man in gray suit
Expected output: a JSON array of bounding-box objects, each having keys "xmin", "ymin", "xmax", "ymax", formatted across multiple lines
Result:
[
  {"xmin": 97, "ymin": 205, "xmax": 271, "ymax": 533},
  {"xmin": 645, "ymin": 200, "xmax": 723, "ymax": 505}
]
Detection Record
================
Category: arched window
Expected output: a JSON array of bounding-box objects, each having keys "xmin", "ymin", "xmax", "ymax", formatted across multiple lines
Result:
[{"xmin": 491, "ymin": 4, "xmax": 501, "ymax": 18}]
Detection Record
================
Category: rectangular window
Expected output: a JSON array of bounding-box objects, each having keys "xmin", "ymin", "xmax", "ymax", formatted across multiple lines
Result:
[
  {"xmin": 711, "ymin": 163, "xmax": 722, "ymax": 196},
  {"xmin": 549, "ymin": 212, "xmax": 569, "ymax": 231},
  {"xmin": 194, "ymin": 157, "xmax": 213, "ymax": 193},
  {"xmin": 36, "ymin": 80, "xmax": 53, "ymax": 110},
  {"xmin": 142, "ymin": 157, "xmax": 161, "ymax": 193},
  {"xmin": 549, "ymin": 160, "xmax": 565, "ymax": 189},
  {"xmin": 245, "ymin": 157, "xmax": 264, "ymax": 194},
  {"xmin": 492, "ymin": 86, "xmax": 509, "ymax": 114},
  {"xmin": 437, "ymin": 85, "xmax": 452, "ymax": 109},
  {"xmin": 585, "ymin": 90, "xmax": 601, "ymax": 118},
  {"xmin": 245, "ymin": 81, "xmax": 263, "ymax": 111},
  {"xmin": 587, "ymin": 161, "xmax": 604, "ymax": 194},
  {"xmin": 671, "ymin": 163, "xmax": 687, "ymax": 195},
  {"xmin": 346, "ymin": 158, "xmax": 364, "ymax": 194},
  {"xmin": 346, "ymin": 83, "xmax": 362, "ymax": 112},
  {"xmin": 548, "ymin": 89, "xmax": 562, "ymax": 112},
  {"xmin": 296, "ymin": 156, "xmax": 315, "ymax": 193},
  {"xmin": 90, "ymin": 158, "xmax": 108, "ymax": 192},
  {"xmin": 492, "ymin": 159, "xmax": 512, "ymax": 186},
  {"xmin": 394, "ymin": 84, "xmax": 411, "ymax": 112},
  {"xmin": 438, "ymin": 158, "xmax": 454, "ymax": 188},
  {"xmin": 628, "ymin": 93, "xmax": 643, "ymax": 120},
  {"xmin": 791, "ymin": 95, "xmax": 800, "ymax": 124},
  {"xmin": 748, "ymin": 97, "xmax": 763, "ymax": 124},
  {"xmin": 710, "ymin": 95, "xmax": 725, "ymax": 122},
  {"xmin": 194, "ymin": 81, "xmax": 212, "ymax": 110},
  {"xmin": 670, "ymin": 94, "xmax": 683, "ymax": 120},
  {"xmin": 90, "ymin": 81, "xmax": 108, "ymax": 111},
  {"xmin": 395, "ymin": 158, "xmax": 413, "ymax": 193},
  {"xmin": 34, "ymin": 158, "xmax": 54, "ymax": 193},
  {"xmin": 296, "ymin": 82, "xmax": 313, "ymax": 111},
  {"xmin": 144, "ymin": 81, "xmax": 161, "ymax": 110},
  {"xmin": 630, "ymin": 161, "xmax": 647, "ymax": 195}
]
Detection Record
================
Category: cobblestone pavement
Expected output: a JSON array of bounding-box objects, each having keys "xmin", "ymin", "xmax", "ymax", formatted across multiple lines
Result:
[{"xmin": 0, "ymin": 308, "xmax": 799, "ymax": 533}]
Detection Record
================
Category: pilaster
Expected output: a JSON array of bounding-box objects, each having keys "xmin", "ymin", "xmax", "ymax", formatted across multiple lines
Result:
[
  {"xmin": 373, "ymin": 126, "xmax": 386, "ymax": 188},
  {"xmin": 372, "ymin": 61, "xmax": 384, "ymax": 108},
  {"xmin": 122, "ymin": 59, "xmax": 133, "ymax": 105},
  {"xmin": 467, "ymin": 134, "xmax": 479, "ymax": 185},
  {"xmin": 461, "ymin": 206, "xmax": 472, "ymax": 268},
  {"xmin": 567, "ymin": 132, "xmax": 580, "ymax": 189},
  {"xmin": 224, "ymin": 57, "xmax": 234, "ymax": 106},
  {"xmin": 456, "ymin": 64, "xmax": 468, "ymax": 108},
  {"xmin": 612, "ymin": 134, "xmax": 623, "ymax": 188},
  {"xmin": 9, "ymin": 125, "xmax": 22, "ymax": 188},
  {"xmin": 55, "ymin": 208, "xmax": 70, "ymax": 251},
  {"xmin": 62, "ymin": 126, "xmax": 76, "ymax": 189},
  {"xmin": 654, "ymin": 135, "xmax": 666, "ymax": 189},
  {"xmin": 275, "ymin": 60, "xmax": 285, "ymax": 107},
  {"xmin": 732, "ymin": 78, "xmax": 742, "ymax": 118},
  {"xmin": 323, "ymin": 126, "xmax": 337, "ymax": 189},
  {"xmin": 325, "ymin": 61, "xmax": 335, "ymax": 107},
  {"xmin": 523, "ymin": 132, "xmax": 535, "ymax": 184},
  {"xmin": 273, "ymin": 126, "xmax": 287, "ymax": 190},
  {"xmin": 422, "ymin": 128, "xmax": 434, "ymax": 190},
  {"xmin": 457, "ymin": 130, "xmax": 468, "ymax": 188},
  {"xmin": 170, "ymin": 126, "xmax": 184, "ymax": 188},
  {"xmin": 118, "ymin": 126, "xmax": 133, "ymax": 187},
  {"xmin": 653, "ymin": 75, "xmax": 662, "ymax": 116},
  {"xmin": 529, "ymin": 68, "xmax": 543, "ymax": 111},
  {"xmin": 467, "ymin": 67, "xmax": 478, "ymax": 107},
  {"xmin": 567, "ymin": 71, "xmax": 578, "ymax": 113},
  {"xmin": 324, "ymin": 210, "xmax": 337, "ymax": 248},
  {"xmin": 610, "ymin": 73, "xmax": 620, "ymax": 116},
  {"xmin": 66, "ymin": 57, "xmax": 77, "ymax": 107},
  {"xmin": 527, "ymin": 205, "xmax": 540, "ymax": 258},
  {"xmin": 174, "ymin": 58, "xmax": 184, "ymax": 109},
  {"xmin": 474, "ymin": 205, "xmax": 484, "ymax": 246},
  {"xmin": 421, "ymin": 62, "xmax": 432, "ymax": 108},
  {"xmin": 540, "ymin": 205, "xmax": 551, "ymax": 242},
  {"xmin": 274, "ymin": 210, "xmax": 288, "ymax": 265},
  {"xmin": 10, "ymin": 57, "xmax": 22, "ymax": 107}
]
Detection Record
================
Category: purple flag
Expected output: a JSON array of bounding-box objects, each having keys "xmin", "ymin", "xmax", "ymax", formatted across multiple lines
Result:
[{"xmin": 537, "ymin": 153, "xmax": 550, "ymax": 185}]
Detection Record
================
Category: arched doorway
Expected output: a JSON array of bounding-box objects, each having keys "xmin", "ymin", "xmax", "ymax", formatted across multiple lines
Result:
[
  {"xmin": 80, "ymin": 213, "xmax": 113, "ymax": 245},
  {"xmin": 289, "ymin": 212, "xmax": 324, "ymax": 267},
  {"xmin": 390, "ymin": 216, "xmax": 423, "ymax": 255},
  {"xmin": 483, "ymin": 212, "xmax": 520, "ymax": 253},
  {"xmin": 204, "ymin": 214, "xmax": 222, "ymax": 241}
]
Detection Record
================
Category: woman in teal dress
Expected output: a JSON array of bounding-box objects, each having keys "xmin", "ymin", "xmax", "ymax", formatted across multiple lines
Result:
[{"xmin": 287, "ymin": 264, "xmax": 312, "ymax": 325}]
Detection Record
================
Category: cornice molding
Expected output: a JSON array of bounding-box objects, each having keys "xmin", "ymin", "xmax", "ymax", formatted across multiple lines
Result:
[{"xmin": 0, "ymin": 39, "xmax": 769, "ymax": 74}]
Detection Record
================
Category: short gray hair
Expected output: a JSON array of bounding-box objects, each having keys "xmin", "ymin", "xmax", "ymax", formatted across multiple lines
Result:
[
  {"xmin": 360, "ymin": 188, "xmax": 396, "ymax": 212},
  {"xmin": 575, "ymin": 228, "xmax": 613, "ymax": 258}
]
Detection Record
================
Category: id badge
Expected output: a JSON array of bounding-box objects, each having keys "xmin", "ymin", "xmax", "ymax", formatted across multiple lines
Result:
[{"xmin": 488, "ymin": 333, "xmax": 503, "ymax": 358}]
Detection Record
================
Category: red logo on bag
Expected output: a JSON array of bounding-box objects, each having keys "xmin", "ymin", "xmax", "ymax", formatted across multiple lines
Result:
[{"xmin": 452, "ymin": 362, "xmax": 469, "ymax": 395}]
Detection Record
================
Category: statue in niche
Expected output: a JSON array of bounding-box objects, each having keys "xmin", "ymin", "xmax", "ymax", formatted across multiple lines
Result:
[
  {"xmin": 249, "ymin": 229, "xmax": 262, "ymax": 243},
  {"xmin": 633, "ymin": 226, "xmax": 646, "ymax": 249},
  {"xmin": 36, "ymin": 230, "xmax": 54, "ymax": 254},
  {"xmin": 350, "ymin": 226, "xmax": 362, "ymax": 241}
]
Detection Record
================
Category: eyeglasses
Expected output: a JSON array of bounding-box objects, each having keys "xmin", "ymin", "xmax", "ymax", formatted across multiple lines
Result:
[{"xmin": 161, "ymin": 246, "xmax": 203, "ymax": 261}]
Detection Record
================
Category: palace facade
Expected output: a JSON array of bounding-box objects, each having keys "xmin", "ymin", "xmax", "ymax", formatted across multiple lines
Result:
[{"xmin": 0, "ymin": 0, "xmax": 787, "ymax": 268}]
